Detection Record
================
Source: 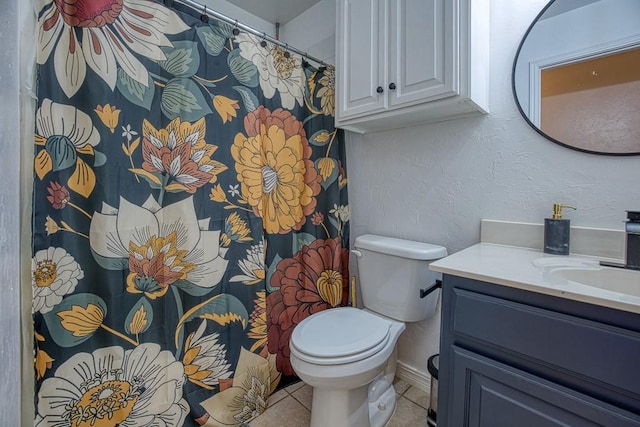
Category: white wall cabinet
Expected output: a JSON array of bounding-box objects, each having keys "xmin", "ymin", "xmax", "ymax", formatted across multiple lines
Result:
[{"xmin": 335, "ymin": 0, "xmax": 489, "ymax": 133}]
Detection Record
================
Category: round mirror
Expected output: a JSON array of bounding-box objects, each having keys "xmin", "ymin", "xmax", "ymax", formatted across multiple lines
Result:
[{"xmin": 512, "ymin": 0, "xmax": 640, "ymax": 155}]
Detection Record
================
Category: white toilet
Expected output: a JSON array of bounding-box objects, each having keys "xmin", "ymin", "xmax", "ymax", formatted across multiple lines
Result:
[{"xmin": 289, "ymin": 234, "xmax": 447, "ymax": 427}]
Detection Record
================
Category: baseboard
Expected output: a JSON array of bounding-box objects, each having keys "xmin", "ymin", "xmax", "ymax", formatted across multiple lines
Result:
[{"xmin": 396, "ymin": 361, "xmax": 431, "ymax": 393}]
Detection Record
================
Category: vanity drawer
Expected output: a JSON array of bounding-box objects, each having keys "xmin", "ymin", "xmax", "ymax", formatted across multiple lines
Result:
[{"xmin": 451, "ymin": 287, "xmax": 640, "ymax": 398}]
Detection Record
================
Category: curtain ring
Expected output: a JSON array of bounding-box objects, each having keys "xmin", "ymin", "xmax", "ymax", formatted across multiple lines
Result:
[
  {"xmin": 260, "ymin": 32, "xmax": 268, "ymax": 48},
  {"xmin": 302, "ymin": 53, "xmax": 310, "ymax": 68},
  {"xmin": 284, "ymin": 43, "xmax": 291, "ymax": 59},
  {"xmin": 200, "ymin": 6, "xmax": 209, "ymax": 23},
  {"xmin": 232, "ymin": 19, "xmax": 240, "ymax": 35}
]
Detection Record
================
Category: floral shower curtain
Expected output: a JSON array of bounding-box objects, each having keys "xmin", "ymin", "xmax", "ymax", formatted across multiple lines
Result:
[{"xmin": 31, "ymin": 1, "xmax": 349, "ymax": 425}]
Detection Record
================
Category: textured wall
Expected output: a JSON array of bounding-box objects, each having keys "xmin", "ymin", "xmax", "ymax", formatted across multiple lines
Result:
[
  {"xmin": 0, "ymin": 0, "xmax": 23, "ymax": 424},
  {"xmin": 346, "ymin": 0, "xmax": 640, "ymax": 377},
  {"xmin": 204, "ymin": 0, "xmax": 276, "ymax": 35},
  {"xmin": 281, "ymin": 0, "xmax": 336, "ymax": 64}
]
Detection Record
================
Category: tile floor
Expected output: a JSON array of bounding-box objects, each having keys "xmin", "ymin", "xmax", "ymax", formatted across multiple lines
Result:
[{"xmin": 250, "ymin": 377, "xmax": 431, "ymax": 427}]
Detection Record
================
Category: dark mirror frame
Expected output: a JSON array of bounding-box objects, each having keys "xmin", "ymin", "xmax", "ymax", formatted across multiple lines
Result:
[{"xmin": 511, "ymin": 0, "xmax": 640, "ymax": 156}]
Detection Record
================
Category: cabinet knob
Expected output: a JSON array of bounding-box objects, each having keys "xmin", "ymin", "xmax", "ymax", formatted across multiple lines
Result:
[
  {"xmin": 376, "ymin": 86, "xmax": 384, "ymax": 94},
  {"xmin": 388, "ymin": 82, "xmax": 396, "ymax": 90}
]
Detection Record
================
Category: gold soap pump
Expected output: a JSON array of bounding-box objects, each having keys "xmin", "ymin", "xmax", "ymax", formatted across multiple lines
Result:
[{"xmin": 544, "ymin": 203, "xmax": 576, "ymax": 255}]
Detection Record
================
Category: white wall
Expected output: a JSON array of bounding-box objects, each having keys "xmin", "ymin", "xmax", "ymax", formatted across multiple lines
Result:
[
  {"xmin": 2, "ymin": 0, "xmax": 35, "ymax": 424},
  {"xmin": 0, "ymin": 0, "xmax": 22, "ymax": 423},
  {"xmin": 202, "ymin": 0, "xmax": 276, "ymax": 36},
  {"xmin": 286, "ymin": 0, "xmax": 640, "ymax": 385},
  {"xmin": 199, "ymin": 0, "xmax": 337, "ymax": 64},
  {"xmin": 281, "ymin": 0, "xmax": 336, "ymax": 64}
]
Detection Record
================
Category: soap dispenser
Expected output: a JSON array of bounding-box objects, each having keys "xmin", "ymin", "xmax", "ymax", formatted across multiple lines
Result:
[{"xmin": 544, "ymin": 204, "xmax": 576, "ymax": 255}]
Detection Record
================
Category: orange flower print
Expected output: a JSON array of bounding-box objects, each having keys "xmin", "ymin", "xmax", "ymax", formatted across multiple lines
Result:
[
  {"xmin": 95, "ymin": 104, "xmax": 120, "ymax": 133},
  {"xmin": 213, "ymin": 95, "xmax": 240, "ymax": 123},
  {"xmin": 139, "ymin": 117, "xmax": 227, "ymax": 194},
  {"xmin": 267, "ymin": 238, "xmax": 349, "ymax": 375},
  {"xmin": 46, "ymin": 182, "xmax": 69, "ymax": 209}
]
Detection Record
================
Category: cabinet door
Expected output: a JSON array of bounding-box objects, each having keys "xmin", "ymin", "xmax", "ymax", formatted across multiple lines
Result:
[
  {"xmin": 388, "ymin": 0, "xmax": 456, "ymax": 108},
  {"xmin": 336, "ymin": 0, "xmax": 387, "ymax": 119},
  {"xmin": 448, "ymin": 346, "xmax": 640, "ymax": 427}
]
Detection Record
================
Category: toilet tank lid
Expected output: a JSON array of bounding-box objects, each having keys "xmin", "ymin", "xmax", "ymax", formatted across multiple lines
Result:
[{"xmin": 354, "ymin": 234, "xmax": 448, "ymax": 260}]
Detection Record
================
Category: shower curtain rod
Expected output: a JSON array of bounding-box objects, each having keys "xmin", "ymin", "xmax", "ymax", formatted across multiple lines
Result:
[{"xmin": 173, "ymin": 0, "xmax": 330, "ymax": 67}]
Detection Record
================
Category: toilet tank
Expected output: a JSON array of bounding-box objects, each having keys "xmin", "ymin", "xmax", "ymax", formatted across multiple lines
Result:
[{"xmin": 354, "ymin": 234, "xmax": 448, "ymax": 322}]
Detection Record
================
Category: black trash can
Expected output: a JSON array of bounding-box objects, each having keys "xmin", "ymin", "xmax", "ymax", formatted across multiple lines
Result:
[{"xmin": 427, "ymin": 354, "xmax": 439, "ymax": 426}]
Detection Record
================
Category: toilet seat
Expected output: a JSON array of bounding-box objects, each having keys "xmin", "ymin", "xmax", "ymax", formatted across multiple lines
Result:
[{"xmin": 290, "ymin": 307, "xmax": 392, "ymax": 365}]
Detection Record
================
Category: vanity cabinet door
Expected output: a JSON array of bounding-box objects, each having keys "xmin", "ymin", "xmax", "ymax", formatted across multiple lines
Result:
[{"xmin": 450, "ymin": 346, "xmax": 640, "ymax": 427}]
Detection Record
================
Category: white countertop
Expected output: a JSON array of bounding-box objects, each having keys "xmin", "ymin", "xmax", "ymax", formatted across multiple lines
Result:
[{"xmin": 429, "ymin": 243, "xmax": 640, "ymax": 315}]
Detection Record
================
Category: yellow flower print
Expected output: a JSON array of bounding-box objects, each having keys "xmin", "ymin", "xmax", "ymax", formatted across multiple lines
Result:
[
  {"xmin": 34, "ymin": 331, "xmax": 54, "ymax": 380},
  {"xmin": 128, "ymin": 305, "xmax": 149, "ymax": 336},
  {"xmin": 314, "ymin": 130, "xmax": 331, "ymax": 144},
  {"xmin": 231, "ymin": 107, "xmax": 320, "ymax": 234},
  {"xmin": 316, "ymin": 270, "xmax": 344, "ymax": 307},
  {"xmin": 248, "ymin": 291, "xmax": 267, "ymax": 355},
  {"xmin": 95, "ymin": 104, "xmax": 121, "ymax": 133},
  {"xmin": 210, "ymin": 184, "xmax": 228, "ymax": 203},
  {"xmin": 126, "ymin": 232, "xmax": 196, "ymax": 300},
  {"xmin": 35, "ymin": 348, "xmax": 54, "ymax": 381},
  {"xmin": 58, "ymin": 304, "xmax": 104, "ymax": 337},
  {"xmin": 213, "ymin": 95, "xmax": 240, "ymax": 124},
  {"xmin": 55, "ymin": 295, "xmax": 139, "ymax": 347},
  {"xmin": 315, "ymin": 67, "xmax": 336, "ymax": 116},
  {"xmin": 316, "ymin": 157, "xmax": 336, "ymax": 181},
  {"xmin": 220, "ymin": 212, "xmax": 252, "ymax": 247}
]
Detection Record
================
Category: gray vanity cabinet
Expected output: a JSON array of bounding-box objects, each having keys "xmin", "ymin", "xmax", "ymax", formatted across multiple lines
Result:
[{"xmin": 439, "ymin": 275, "xmax": 640, "ymax": 426}]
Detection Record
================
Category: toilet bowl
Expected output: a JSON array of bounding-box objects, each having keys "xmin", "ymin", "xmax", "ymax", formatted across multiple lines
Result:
[
  {"xmin": 289, "ymin": 234, "xmax": 447, "ymax": 427},
  {"xmin": 290, "ymin": 307, "xmax": 405, "ymax": 427}
]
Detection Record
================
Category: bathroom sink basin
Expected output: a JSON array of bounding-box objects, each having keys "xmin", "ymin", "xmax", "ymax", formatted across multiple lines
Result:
[
  {"xmin": 532, "ymin": 257, "xmax": 640, "ymax": 298},
  {"xmin": 549, "ymin": 266, "xmax": 640, "ymax": 297}
]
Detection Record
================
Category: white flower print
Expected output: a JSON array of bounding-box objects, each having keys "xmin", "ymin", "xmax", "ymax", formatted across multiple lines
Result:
[
  {"xmin": 36, "ymin": 343, "xmax": 189, "ymax": 426},
  {"xmin": 183, "ymin": 320, "xmax": 233, "ymax": 389},
  {"xmin": 228, "ymin": 184, "xmax": 240, "ymax": 198},
  {"xmin": 235, "ymin": 33, "xmax": 305, "ymax": 110},
  {"xmin": 89, "ymin": 196, "xmax": 229, "ymax": 299},
  {"xmin": 37, "ymin": 0, "xmax": 190, "ymax": 97},
  {"xmin": 230, "ymin": 241, "xmax": 265, "ymax": 285},
  {"xmin": 330, "ymin": 204, "xmax": 349, "ymax": 222},
  {"xmin": 32, "ymin": 247, "xmax": 84, "ymax": 314},
  {"xmin": 121, "ymin": 124, "xmax": 138, "ymax": 143}
]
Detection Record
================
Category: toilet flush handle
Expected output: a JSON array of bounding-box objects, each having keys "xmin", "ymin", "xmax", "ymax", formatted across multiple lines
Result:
[
  {"xmin": 420, "ymin": 279, "xmax": 442, "ymax": 298},
  {"xmin": 351, "ymin": 249, "xmax": 363, "ymax": 258}
]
